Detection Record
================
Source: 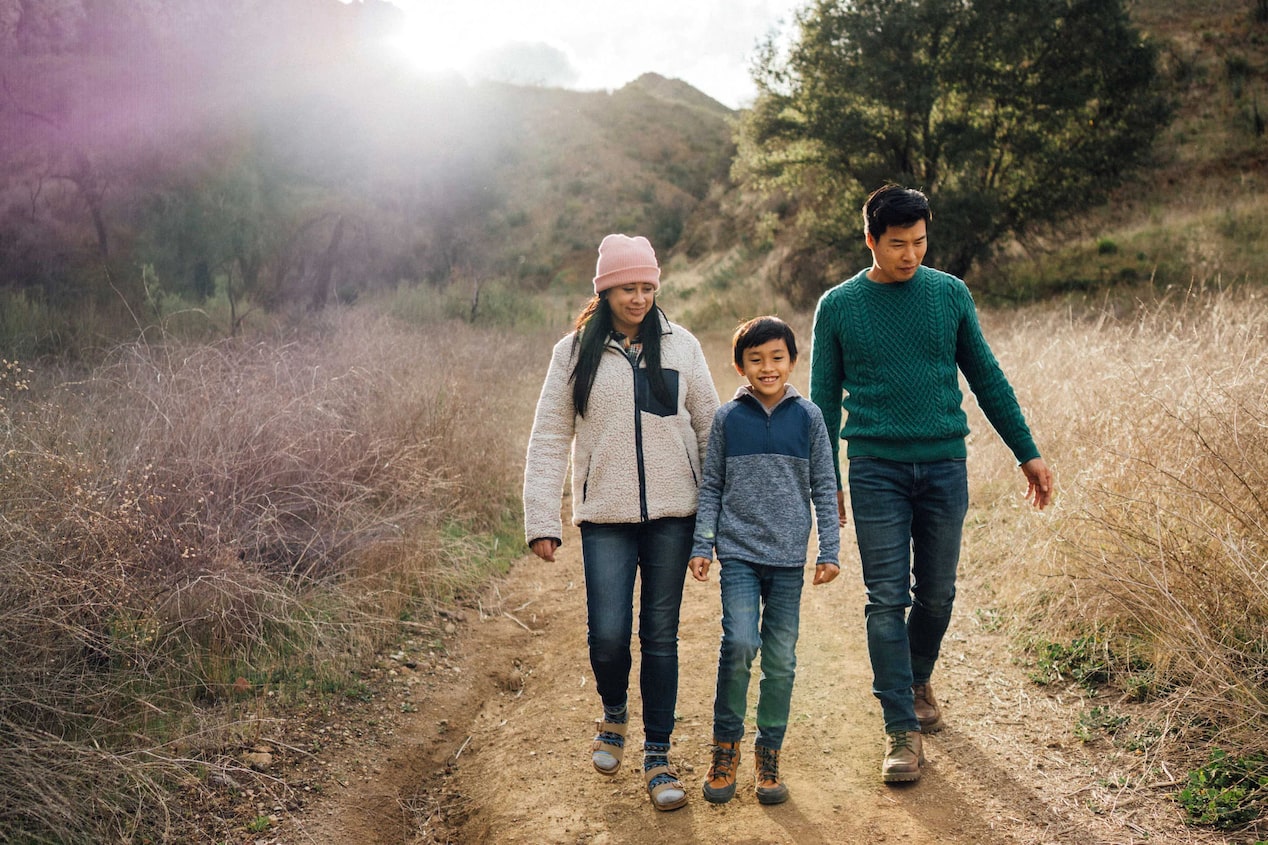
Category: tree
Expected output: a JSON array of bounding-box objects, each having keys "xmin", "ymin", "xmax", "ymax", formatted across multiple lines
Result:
[{"xmin": 737, "ymin": 0, "xmax": 1172, "ymax": 293}]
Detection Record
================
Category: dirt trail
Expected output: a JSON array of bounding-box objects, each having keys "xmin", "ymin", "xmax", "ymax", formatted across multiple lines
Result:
[
  {"xmin": 283, "ymin": 330, "xmax": 1224, "ymax": 845},
  {"xmin": 286, "ymin": 517, "xmax": 1225, "ymax": 845}
]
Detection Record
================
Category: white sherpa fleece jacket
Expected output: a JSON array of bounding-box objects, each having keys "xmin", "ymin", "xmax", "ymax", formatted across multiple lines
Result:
[{"xmin": 523, "ymin": 313, "xmax": 719, "ymax": 545}]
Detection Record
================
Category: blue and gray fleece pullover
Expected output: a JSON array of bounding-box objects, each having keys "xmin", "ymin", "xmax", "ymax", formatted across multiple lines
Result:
[{"xmin": 690, "ymin": 384, "xmax": 840, "ymax": 567}]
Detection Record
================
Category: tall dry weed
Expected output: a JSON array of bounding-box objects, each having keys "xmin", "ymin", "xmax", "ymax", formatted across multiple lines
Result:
[
  {"xmin": 0, "ymin": 311, "xmax": 542, "ymax": 842},
  {"xmin": 968, "ymin": 284, "xmax": 1268, "ymax": 756}
]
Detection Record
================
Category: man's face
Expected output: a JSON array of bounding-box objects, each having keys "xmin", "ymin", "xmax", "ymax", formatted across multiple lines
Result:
[{"xmin": 866, "ymin": 219, "xmax": 928, "ymax": 284}]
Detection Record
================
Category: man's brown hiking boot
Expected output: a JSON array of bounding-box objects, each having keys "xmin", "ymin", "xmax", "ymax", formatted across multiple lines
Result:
[
  {"xmin": 881, "ymin": 731, "xmax": 925, "ymax": 783},
  {"xmin": 912, "ymin": 681, "xmax": 944, "ymax": 732},
  {"xmin": 702, "ymin": 740, "xmax": 739, "ymax": 804},
  {"xmin": 754, "ymin": 745, "xmax": 789, "ymax": 805}
]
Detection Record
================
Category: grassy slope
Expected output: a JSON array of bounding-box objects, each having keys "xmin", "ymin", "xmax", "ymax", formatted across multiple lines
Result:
[
  {"xmin": 979, "ymin": 0, "xmax": 1268, "ymax": 299},
  {"xmin": 475, "ymin": 73, "xmax": 736, "ymax": 291}
]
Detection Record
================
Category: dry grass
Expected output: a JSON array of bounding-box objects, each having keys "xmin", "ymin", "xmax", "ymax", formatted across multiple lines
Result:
[
  {"xmin": 0, "ymin": 311, "xmax": 544, "ymax": 843},
  {"xmin": 960, "ymin": 281, "xmax": 1268, "ymax": 829}
]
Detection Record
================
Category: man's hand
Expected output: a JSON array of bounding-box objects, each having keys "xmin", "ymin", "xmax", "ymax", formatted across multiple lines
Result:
[
  {"xmin": 529, "ymin": 538, "xmax": 559, "ymax": 562},
  {"xmin": 813, "ymin": 563, "xmax": 840, "ymax": 585},
  {"xmin": 1020, "ymin": 458, "xmax": 1054, "ymax": 510},
  {"xmin": 836, "ymin": 489, "xmax": 847, "ymax": 526},
  {"xmin": 689, "ymin": 556, "xmax": 712, "ymax": 582}
]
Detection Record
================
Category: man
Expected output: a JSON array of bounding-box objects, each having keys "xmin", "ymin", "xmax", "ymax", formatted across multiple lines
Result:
[{"xmin": 809, "ymin": 184, "xmax": 1053, "ymax": 783}]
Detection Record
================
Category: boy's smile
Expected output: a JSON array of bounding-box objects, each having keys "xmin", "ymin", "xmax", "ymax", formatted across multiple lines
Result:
[{"xmin": 737, "ymin": 337, "xmax": 794, "ymax": 408}]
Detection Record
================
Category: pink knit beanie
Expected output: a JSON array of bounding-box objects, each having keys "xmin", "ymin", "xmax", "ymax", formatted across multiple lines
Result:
[{"xmin": 592, "ymin": 234, "xmax": 661, "ymax": 294}]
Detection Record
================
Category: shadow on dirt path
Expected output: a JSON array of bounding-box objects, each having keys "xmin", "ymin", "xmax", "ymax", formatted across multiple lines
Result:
[
  {"xmin": 288, "ymin": 516, "xmax": 1234, "ymax": 845},
  {"xmin": 291, "ymin": 511, "xmax": 1167, "ymax": 845},
  {"xmin": 285, "ymin": 330, "xmax": 1228, "ymax": 845}
]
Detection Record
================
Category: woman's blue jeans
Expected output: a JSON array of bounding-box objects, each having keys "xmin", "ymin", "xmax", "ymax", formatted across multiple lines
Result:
[
  {"xmin": 579, "ymin": 517, "xmax": 693, "ymax": 744},
  {"xmin": 848, "ymin": 458, "xmax": 968, "ymax": 733},
  {"xmin": 712, "ymin": 560, "xmax": 804, "ymax": 750}
]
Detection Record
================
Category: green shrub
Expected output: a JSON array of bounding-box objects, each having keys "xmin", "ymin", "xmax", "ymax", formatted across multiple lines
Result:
[{"xmin": 1177, "ymin": 749, "xmax": 1268, "ymax": 829}]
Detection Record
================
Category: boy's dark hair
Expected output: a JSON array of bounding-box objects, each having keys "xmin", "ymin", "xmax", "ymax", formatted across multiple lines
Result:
[
  {"xmin": 732, "ymin": 315, "xmax": 797, "ymax": 368},
  {"xmin": 863, "ymin": 184, "xmax": 932, "ymax": 241}
]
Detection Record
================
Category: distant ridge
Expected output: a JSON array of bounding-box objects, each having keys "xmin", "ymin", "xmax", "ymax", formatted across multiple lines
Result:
[{"xmin": 620, "ymin": 73, "xmax": 736, "ymax": 116}]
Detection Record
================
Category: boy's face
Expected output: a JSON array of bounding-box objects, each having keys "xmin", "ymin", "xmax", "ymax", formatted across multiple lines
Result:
[{"xmin": 735, "ymin": 337, "xmax": 794, "ymax": 408}]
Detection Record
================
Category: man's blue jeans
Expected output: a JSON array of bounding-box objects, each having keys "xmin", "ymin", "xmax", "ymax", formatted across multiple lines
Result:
[
  {"xmin": 579, "ymin": 517, "xmax": 693, "ymax": 744},
  {"xmin": 712, "ymin": 560, "xmax": 804, "ymax": 750},
  {"xmin": 848, "ymin": 458, "xmax": 968, "ymax": 733}
]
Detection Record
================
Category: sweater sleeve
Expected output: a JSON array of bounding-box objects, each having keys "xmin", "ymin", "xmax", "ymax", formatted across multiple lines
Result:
[
  {"xmin": 806, "ymin": 402, "xmax": 841, "ymax": 564},
  {"xmin": 522, "ymin": 337, "xmax": 577, "ymax": 545},
  {"xmin": 952, "ymin": 288, "xmax": 1040, "ymax": 464},
  {"xmin": 809, "ymin": 292, "xmax": 847, "ymax": 490},
  {"xmin": 690, "ymin": 406, "xmax": 728, "ymax": 560}
]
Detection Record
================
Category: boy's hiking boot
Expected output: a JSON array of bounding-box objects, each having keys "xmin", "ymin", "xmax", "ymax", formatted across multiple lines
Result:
[
  {"xmin": 881, "ymin": 730, "xmax": 924, "ymax": 783},
  {"xmin": 702, "ymin": 740, "xmax": 739, "ymax": 804},
  {"xmin": 912, "ymin": 682, "xmax": 944, "ymax": 732},
  {"xmin": 754, "ymin": 745, "xmax": 789, "ymax": 805}
]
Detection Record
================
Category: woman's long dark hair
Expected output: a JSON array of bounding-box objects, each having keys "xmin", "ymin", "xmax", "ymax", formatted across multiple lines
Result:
[{"xmin": 569, "ymin": 295, "xmax": 672, "ymax": 418}]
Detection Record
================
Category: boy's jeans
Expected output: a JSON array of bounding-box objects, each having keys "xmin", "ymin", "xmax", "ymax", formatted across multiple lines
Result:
[
  {"xmin": 848, "ymin": 457, "xmax": 968, "ymax": 734},
  {"xmin": 579, "ymin": 517, "xmax": 693, "ymax": 743},
  {"xmin": 712, "ymin": 560, "xmax": 804, "ymax": 750}
]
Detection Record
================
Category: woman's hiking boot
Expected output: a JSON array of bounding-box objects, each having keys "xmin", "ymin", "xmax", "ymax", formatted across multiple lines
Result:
[
  {"xmin": 754, "ymin": 744, "xmax": 789, "ymax": 805},
  {"xmin": 702, "ymin": 740, "xmax": 740, "ymax": 804},
  {"xmin": 881, "ymin": 730, "xmax": 924, "ymax": 783},
  {"xmin": 912, "ymin": 682, "xmax": 944, "ymax": 732}
]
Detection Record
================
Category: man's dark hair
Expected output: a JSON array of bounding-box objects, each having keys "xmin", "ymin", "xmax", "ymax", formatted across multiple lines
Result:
[
  {"xmin": 863, "ymin": 184, "xmax": 932, "ymax": 241},
  {"xmin": 732, "ymin": 315, "xmax": 798, "ymax": 368}
]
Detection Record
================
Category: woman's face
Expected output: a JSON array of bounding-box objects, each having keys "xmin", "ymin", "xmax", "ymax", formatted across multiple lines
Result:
[{"xmin": 606, "ymin": 283, "xmax": 657, "ymax": 337}]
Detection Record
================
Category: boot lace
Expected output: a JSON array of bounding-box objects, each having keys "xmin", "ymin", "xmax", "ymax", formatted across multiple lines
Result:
[
  {"xmin": 755, "ymin": 745, "xmax": 780, "ymax": 783},
  {"xmin": 709, "ymin": 744, "xmax": 738, "ymax": 779},
  {"xmin": 887, "ymin": 731, "xmax": 916, "ymax": 754}
]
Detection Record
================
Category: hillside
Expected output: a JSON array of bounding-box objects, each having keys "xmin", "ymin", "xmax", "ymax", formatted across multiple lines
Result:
[
  {"xmin": 0, "ymin": 1, "xmax": 739, "ymax": 351},
  {"xmin": 466, "ymin": 73, "xmax": 737, "ymax": 290},
  {"xmin": 0, "ymin": 0, "xmax": 1264, "ymax": 354},
  {"xmin": 974, "ymin": 0, "xmax": 1268, "ymax": 298}
]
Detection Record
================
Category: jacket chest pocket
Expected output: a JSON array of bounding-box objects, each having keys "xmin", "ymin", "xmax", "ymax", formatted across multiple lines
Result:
[{"xmin": 635, "ymin": 368, "xmax": 680, "ymax": 417}]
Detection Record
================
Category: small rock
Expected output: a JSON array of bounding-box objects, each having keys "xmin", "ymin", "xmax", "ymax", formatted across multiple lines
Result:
[
  {"xmin": 208, "ymin": 771, "xmax": 241, "ymax": 789},
  {"xmin": 241, "ymin": 751, "xmax": 273, "ymax": 771}
]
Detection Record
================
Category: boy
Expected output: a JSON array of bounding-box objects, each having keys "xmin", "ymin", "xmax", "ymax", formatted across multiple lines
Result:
[{"xmin": 689, "ymin": 315, "xmax": 841, "ymax": 805}]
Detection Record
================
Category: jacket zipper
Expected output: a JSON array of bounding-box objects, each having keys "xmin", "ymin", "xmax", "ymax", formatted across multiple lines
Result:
[{"xmin": 626, "ymin": 346, "xmax": 650, "ymax": 521}]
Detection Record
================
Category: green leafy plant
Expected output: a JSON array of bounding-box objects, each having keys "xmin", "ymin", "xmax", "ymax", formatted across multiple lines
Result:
[
  {"xmin": 246, "ymin": 816, "xmax": 272, "ymax": 833},
  {"xmin": 1027, "ymin": 636, "xmax": 1111, "ymax": 690},
  {"xmin": 1075, "ymin": 706, "xmax": 1130, "ymax": 743},
  {"xmin": 1176, "ymin": 749, "xmax": 1268, "ymax": 829}
]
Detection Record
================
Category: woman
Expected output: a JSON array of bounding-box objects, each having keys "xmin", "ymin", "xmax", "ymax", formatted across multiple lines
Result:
[{"xmin": 523, "ymin": 233, "xmax": 719, "ymax": 811}]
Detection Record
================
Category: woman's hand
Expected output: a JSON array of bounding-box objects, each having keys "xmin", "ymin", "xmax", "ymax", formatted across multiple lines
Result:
[
  {"xmin": 530, "ymin": 538, "xmax": 560, "ymax": 562},
  {"xmin": 813, "ymin": 563, "xmax": 840, "ymax": 585},
  {"xmin": 688, "ymin": 556, "xmax": 712, "ymax": 582}
]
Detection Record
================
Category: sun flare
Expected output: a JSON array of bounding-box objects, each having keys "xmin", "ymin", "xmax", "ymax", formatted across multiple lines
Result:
[{"xmin": 387, "ymin": 9, "xmax": 476, "ymax": 75}]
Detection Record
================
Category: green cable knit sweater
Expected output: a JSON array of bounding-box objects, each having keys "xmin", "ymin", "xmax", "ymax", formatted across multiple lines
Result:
[{"xmin": 809, "ymin": 265, "xmax": 1039, "ymax": 488}]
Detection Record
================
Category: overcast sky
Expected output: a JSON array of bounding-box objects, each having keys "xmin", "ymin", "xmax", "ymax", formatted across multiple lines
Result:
[{"xmin": 381, "ymin": 0, "xmax": 806, "ymax": 109}]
